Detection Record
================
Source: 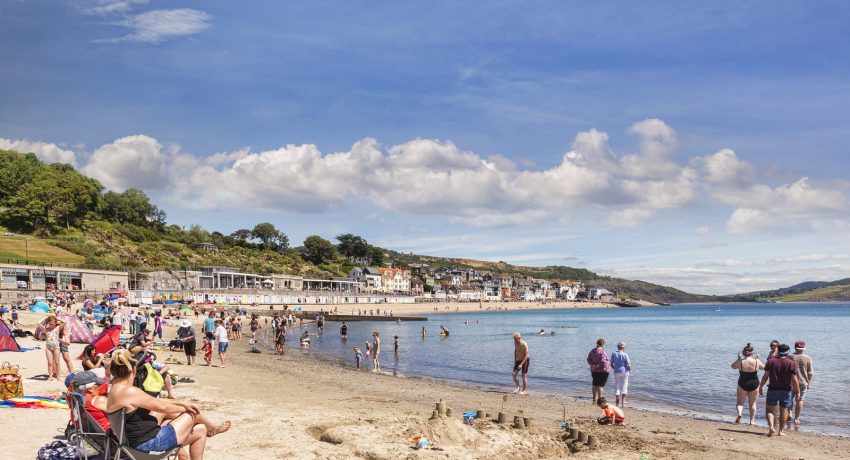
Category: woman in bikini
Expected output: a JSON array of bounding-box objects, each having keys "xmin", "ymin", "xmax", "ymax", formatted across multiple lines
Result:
[
  {"xmin": 43, "ymin": 316, "xmax": 64, "ymax": 381},
  {"xmin": 730, "ymin": 343, "xmax": 765, "ymax": 425},
  {"xmin": 107, "ymin": 349, "xmax": 231, "ymax": 459}
]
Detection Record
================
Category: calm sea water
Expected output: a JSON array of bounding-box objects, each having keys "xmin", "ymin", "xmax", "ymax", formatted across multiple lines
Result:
[{"xmin": 273, "ymin": 303, "xmax": 850, "ymax": 436}]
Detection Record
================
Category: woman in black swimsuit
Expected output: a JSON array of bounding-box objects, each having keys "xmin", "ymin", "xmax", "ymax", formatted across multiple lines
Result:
[
  {"xmin": 106, "ymin": 349, "xmax": 231, "ymax": 458},
  {"xmin": 730, "ymin": 343, "xmax": 765, "ymax": 425}
]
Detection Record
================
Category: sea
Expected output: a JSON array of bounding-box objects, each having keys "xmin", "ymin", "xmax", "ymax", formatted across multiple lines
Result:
[{"xmin": 275, "ymin": 302, "xmax": 850, "ymax": 436}]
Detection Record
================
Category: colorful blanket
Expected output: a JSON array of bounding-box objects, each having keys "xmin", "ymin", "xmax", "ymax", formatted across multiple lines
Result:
[{"xmin": 0, "ymin": 396, "xmax": 68, "ymax": 409}]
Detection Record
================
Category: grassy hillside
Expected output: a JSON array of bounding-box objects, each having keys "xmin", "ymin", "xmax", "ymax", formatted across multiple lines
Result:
[
  {"xmin": 771, "ymin": 279, "xmax": 850, "ymax": 302},
  {"xmin": 0, "ymin": 234, "xmax": 85, "ymax": 265}
]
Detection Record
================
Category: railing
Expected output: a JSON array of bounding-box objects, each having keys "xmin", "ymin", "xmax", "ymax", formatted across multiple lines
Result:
[{"xmin": 1, "ymin": 258, "xmax": 84, "ymax": 269}]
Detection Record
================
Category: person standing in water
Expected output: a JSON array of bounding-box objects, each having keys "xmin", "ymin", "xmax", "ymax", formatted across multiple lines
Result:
[
  {"xmin": 758, "ymin": 343, "xmax": 800, "ymax": 437},
  {"xmin": 610, "ymin": 342, "xmax": 632, "ymax": 407},
  {"xmin": 791, "ymin": 341, "xmax": 814, "ymax": 431},
  {"xmin": 372, "ymin": 332, "xmax": 381, "ymax": 373},
  {"xmin": 393, "ymin": 335, "xmax": 399, "ymax": 353},
  {"xmin": 340, "ymin": 322, "xmax": 348, "ymax": 339},
  {"xmin": 731, "ymin": 343, "xmax": 764, "ymax": 425},
  {"xmin": 587, "ymin": 338, "xmax": 610, "ymax": 402},
  {"xmin": 512, "ymin": 332, "xmax": 529, "ymax": 394}
]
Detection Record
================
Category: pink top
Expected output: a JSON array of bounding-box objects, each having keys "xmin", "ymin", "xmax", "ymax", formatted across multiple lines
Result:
[{"xmin": 587, "ymin": 347, "xmax": 611, "ymax": 373}]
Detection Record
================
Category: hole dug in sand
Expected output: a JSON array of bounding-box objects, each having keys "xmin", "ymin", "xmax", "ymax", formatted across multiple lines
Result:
[{"xmin": 308, "ymin": 423, "xmax": 370, "ymax": 445}]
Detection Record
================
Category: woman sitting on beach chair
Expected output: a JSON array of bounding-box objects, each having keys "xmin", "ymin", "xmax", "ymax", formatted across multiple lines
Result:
[{"xmin": 107, "ymin": 349, "xmax": 231, "ymax": 459}]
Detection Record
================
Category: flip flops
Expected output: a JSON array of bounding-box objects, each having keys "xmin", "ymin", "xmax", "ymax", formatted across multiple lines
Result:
[{"xmin": 177, "ymin": 377, "xmax": 195, "ymax": 383}]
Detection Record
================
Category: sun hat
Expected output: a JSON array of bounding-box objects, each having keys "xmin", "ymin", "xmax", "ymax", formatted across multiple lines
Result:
[
  {"xmin": 794, "ymin": 341, "xmax": 806, "ymax": 350},
  {"xmin": 180, "ymin": 320, "xmax": 192, "ymax": 328}
]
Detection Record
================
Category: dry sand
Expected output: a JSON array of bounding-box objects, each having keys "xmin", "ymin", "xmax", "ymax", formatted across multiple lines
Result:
[{"xmin": 3, "ymin": 311, "xmax": 849, "ymax": 459}]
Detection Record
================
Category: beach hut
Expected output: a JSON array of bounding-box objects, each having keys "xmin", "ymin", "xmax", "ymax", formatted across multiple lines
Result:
[
  {"xmin": 0, "ymin": 319, "xmax": 21, "ymax": 352},
  {"xmin": 29, "ymin": 301, "xmax": 51, "ymax": 313},
  {"xmin": 34, "ymin": 315, "xmax": 95, "ymax": 343}
]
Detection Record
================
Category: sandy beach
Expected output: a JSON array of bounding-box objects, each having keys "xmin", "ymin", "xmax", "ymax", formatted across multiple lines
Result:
[{"xmin": 4, "ymin": 311, "xmax": 849, "ymax": 459}]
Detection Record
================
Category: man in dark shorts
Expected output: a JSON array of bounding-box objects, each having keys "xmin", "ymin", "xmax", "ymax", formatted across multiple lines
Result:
[
  {"xmin": 512, "ymin": 332, "xmax": 529, "ymax": 395},
  {"xmin": 340, "ymin": 322, "xmax": 348, "ymax": 338},
  {"xmin": 758, "ymin": 343, "xmax": 800, "ymax": 437},
  {"xmin": 177, "ymin": 320, "xmax": 197, "ymax": 365}
]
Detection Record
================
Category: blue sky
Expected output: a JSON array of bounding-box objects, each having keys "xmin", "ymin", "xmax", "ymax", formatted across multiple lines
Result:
[{"xmin": 2, "ymin": 1, "xmax": 849, "ymax": 294}]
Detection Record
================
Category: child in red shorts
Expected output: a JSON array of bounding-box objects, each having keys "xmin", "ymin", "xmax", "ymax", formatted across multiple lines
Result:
[{"xmin": 597, "ymin": 397, "xmax": 625, "ymax": 425}]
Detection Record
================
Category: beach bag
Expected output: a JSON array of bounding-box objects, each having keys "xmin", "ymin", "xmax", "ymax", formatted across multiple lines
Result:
[
  {"xmin": 0, "ymin": 361, "xmax": 23, "ymax": 399},
  {"xmin": 36, "ymin": 440, "xmax": 80, "ymax": 460},
  {"xmin": 135, "ymin": 362, "xmax": 164, "ymax": 397}
]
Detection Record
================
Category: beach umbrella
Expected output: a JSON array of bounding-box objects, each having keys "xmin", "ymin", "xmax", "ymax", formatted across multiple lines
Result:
[
  {"xmin": 90, "ymin": 325, "xmax": 122, "ymax": 356},
  {"xmin": 29, "ymin": 301, "xmax": 51, "ymax": 313},
  {"xmin": 179, "ymin": 307, "xmax": 193, "ymax": 315}
]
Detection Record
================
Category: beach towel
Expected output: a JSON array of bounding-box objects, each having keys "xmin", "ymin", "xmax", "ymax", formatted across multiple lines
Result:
[{"xmin": 0, "ymin": 396, "xmax": 68, "ymax": 409}]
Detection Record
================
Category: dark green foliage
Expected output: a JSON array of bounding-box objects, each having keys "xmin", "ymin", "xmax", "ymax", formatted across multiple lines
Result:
[{"xmin": 302, "ymin": 235, "xmax": 337, "ymax": 264}]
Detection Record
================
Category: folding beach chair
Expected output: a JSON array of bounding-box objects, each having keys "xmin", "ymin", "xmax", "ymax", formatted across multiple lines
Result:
[
  {"xmin": 106, "ymin": 409, "xmax": 180, "ymax": 460},
  {"xmin": 66, "ymin": 389, "xmax": 113, "ymax": 459}
]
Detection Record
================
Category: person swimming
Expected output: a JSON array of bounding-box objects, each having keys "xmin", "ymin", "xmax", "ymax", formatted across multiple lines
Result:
[{"xmin": 439, "ymin": 325, "xmax": 449, "ymax": 337}]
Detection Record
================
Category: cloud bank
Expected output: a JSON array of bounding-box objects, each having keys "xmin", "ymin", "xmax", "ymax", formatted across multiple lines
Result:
[{"xmin": 4, "ymin": 119, "xmax": 848, "ymax": 234}]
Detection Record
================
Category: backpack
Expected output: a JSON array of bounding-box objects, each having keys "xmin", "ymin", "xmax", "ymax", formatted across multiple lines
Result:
[
  {"xmin": 133, "ymin": 362, "xmax": 164, "ymax": 397},
  {"xmin": 37, "ymin": 441, "xmax": 80, "ymax": 460}
]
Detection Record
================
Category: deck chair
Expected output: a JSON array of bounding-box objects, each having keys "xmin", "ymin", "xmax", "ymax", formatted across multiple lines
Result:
[
  {"xmin": 66, "ymin": 390, "xmax": 113, "ymax": 459},
  {"xmin": 106, "ymin": 409, "xmax": 180, "ymax": 460}
]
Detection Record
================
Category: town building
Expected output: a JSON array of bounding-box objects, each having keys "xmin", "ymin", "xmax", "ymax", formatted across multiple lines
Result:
[{"xmin": 1, "ymin": 262, "xmax": 128, "ymax": 292}]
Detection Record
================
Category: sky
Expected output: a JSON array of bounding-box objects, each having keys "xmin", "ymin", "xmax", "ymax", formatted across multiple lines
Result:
[{"xmin": 1, "ymin": 1, "xmax": 849, "ymax": 294}]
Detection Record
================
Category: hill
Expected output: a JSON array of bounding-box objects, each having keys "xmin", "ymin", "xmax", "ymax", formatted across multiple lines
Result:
[{"xmin": 730, "ymin": 278, "xmax": 850, "ymax": 302}]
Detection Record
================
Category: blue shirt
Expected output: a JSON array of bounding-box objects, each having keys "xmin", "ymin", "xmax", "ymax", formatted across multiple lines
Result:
[
  {"xmin": 610, "ymin": 350, "xmax": 631, "ymax": 374},
  {"xmin": 203, "ymin": 317, "xmax": 217, "ymax": 333}
]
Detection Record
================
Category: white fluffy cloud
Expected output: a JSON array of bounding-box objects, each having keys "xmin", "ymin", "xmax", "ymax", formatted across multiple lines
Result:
[
  {"xmin": 0, "ymin": 138, "xmax": 77, "ymax": 166},
  {"xmin": 81, "ymin": 135, "xmax": 167, "ymax": 191},
  {"xmin": 96, "ymin": 8, "xmax": 211, "ymax": 44},
  {"xmin": 9, "ymin": 118, "xmax": 848, "ymax": 234}
]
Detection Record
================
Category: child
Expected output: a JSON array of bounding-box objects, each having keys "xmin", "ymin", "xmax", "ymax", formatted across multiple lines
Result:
[
  {"xmin": 596, "ymin": 397, "xmax": 625, "ymax": 425},
  {"xmin": 393, "ymin": 335, "xmax": 400, "ymax": 353},
  {"xmin": 202, "ymin": 334, "xmax": 213, "ymax": 366},
  {"xmin": 365, "ymin": 341, "xmax": 372, "ymax": 358},
  {"xmin": 354, "ymin": 346, "xmax": 363, "ymax": 370},
  {"xmin": 275, "ymin": 326, "xmax": 286, "ymax": 355}
]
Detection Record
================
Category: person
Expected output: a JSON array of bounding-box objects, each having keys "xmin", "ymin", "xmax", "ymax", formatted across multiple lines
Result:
[
  {"xmin": 74, "ymin": 371, "xmax": 111, "ymax": 432},
  {"xmin": 767, "ymin": 340, "xmax": 780, "ymax": 360},
  {"xmin": 791, "ymin": 341, "xmax": 814, "ymax": 431},
  {"xmin": 730, "ymin": 343, "xmax": 764, "ymax": 425},
  {"xmin": 232, "ymin": 316, "xmax": 242, "ymax": 340},
  {"xmin": 512, "ymin": 332, "xmax": 530, "ymax": 394},
  {"xmin": 59, "ymin": 321, "xmax": 75, "ymax": 375},
  {"xmin": 106, "ymin": 349, "xmax": 231, "ymax": 458},
  {"xmin": 421, "ymin": 326, "xmax": 427, "ymax": 337},
  {"xmin": 372, "ymin": 332, "xmax": 381, "ymax": 373},
  {"xmin": 596, "ymin": 397, "xmax": 625, "ymax": 425},
  {"xmin": 587, "ymin": 338, "xmax": 610, "ymax": 402},
  {"xmin": 203, "ymin": 313, "xmax": 217, "ymax": 338},
  {"xmin": 340, "ymin": 322, "xmax": 348, "ymax": 339},
  {"xmin": 758, "ymin": 343, "xmax": 800, "ymax": 437},
  {"xmin": 250, "ymin": 315, "xmax": 260, "ymax": 339},
  {"xmin": 201, "ymin": 335, "xmax": 213, "ymax": 366},
  {"xmin": 354, "ymin": 346, "xmax": 363, "ymax": 370},
  {"xmin": 610, "ymin": 342, "xmax": 632, "ymax": 407},
  {"xmin": 111, "ymin": 308, "xmax": 123, "ymax": 332},
  {"xmin": 214, "ymin": 319, "xmax": 228, "ymax": 367},
  {"xmin": 275, "ymin": 325, "xmax": 286, "ymax": 355},
  {"xmin": 300, "ymin": 331, "xmax": 311, "ymax": 348},
  {"xmin": 364, "ymin": 340, "xmax": 371, "ymax": 357},
  {"xmin": 393, "ymin": 335, "xmax": 399, "ymax": 353},
  {"xmin": 43, "ymin": 316, "xmax": 65, "ymax": 381},
  {"xmin": 128, "ymin": 310, "xmax": 137, "ymax": 335},
  {"xmin": 316, "ymin": 315, "xmax": 324, "ymax": 334},
  {"xmin": 154, "ymin": 311, "xmax": 163, "ymax": 341},
  {"xmin": 538, "ymin": 329, "xmax": 545, "ymax": 335},
  {"xmin": 81, "ymin": 344, "xmax": 105, "ymax": 371},
  {"xmin": 439, "ymin": 325, "xmax": 449, "ymax": 337},
  {"xmin": 177, "ymin": 320, "xmax": 197, "ymax": 366}
]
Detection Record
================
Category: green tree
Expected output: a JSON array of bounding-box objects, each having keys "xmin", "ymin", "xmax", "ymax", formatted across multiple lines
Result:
[
  {"xmin": 302, "ymin": 235, "xmax": 337, "ymax": 264},
  {"xmin": 336, "ymin": 233, "xmax": 370, "ymax": 258},
  {"xmin": 100, "ymin": 188, "xmax": 165, "ymax": 227},
  {"xmin": 252, "ymin": 222, "xmax": 289, "ymax": 251},
  {"xmin": 368, "ymin": 246, "xmax": 385, "ymax": 266}
]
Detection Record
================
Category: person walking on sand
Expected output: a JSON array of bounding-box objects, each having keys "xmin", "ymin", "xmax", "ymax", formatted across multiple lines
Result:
[
  {"xmin": 731, "ymin": 343, "xmax": 764, "ymax": 425},
  {"xmin": 611, "ymin": 342, "xmax": 632, "ymax": 407},
  {"xmin": 512, "ymin": 332, "xmax": 529, "ymax": 394},
  {"xmin": 587, "ymin": 338, "xmax": 610, "ymax": 402},
  {"xmin": 214, "ymin": 319, "xmax": 229, "ymax": 367},
  {"xmin": 791, "ymin": 341, "xmax": 814, "ymax": 430},
  {"xmin": 758, "ymin": 343, "xmax": 800, "ymax": 437},
  {"xmin": 372, "ymin": 332, "xmax": 381, "ymax": 373}
]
